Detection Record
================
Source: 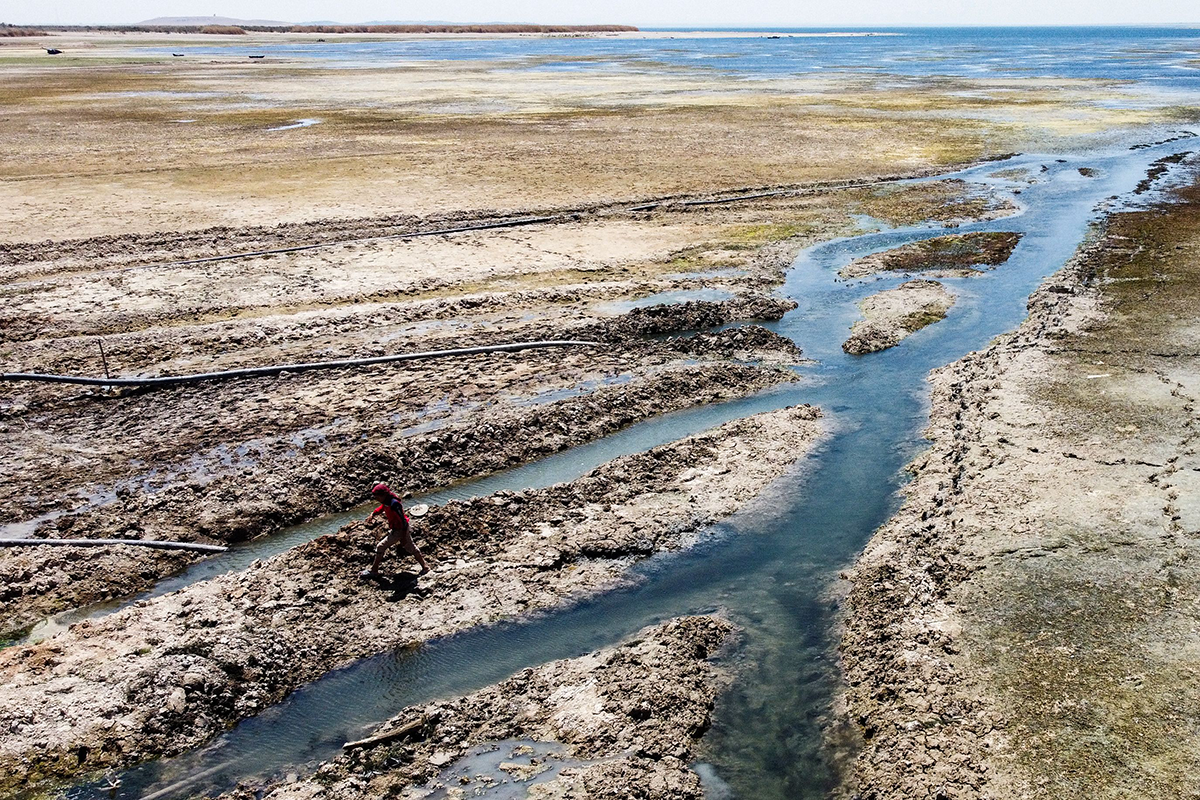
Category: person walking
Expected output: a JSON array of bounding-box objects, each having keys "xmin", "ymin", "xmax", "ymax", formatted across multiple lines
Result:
[{"xmin": 363, "ymin": 482, "xmax": 430, "ymax": 578}]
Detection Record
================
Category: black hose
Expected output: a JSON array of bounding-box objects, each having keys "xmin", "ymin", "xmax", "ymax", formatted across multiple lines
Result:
[
  {"xmin": 1, "ymin": 340, "xmax": 601, "ymax": 388},
  {"xmin": 0, "ymin": 538, "xmax": 227, "ymax": 553}
]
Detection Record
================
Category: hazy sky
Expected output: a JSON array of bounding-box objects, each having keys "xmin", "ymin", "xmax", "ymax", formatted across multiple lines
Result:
[{"xmin": 9, "ymin": 0, "xmax": 1200, "ymax": 27}]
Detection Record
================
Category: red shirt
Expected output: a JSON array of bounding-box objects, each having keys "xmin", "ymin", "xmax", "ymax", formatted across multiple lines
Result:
[{"xmin": 375, "ymin": 496, "xmax": 409, "ymax": 530}]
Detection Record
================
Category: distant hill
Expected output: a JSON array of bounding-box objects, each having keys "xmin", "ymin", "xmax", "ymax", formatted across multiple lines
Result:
[{"xmin": 139, "ymin": 16, "xmax": 291, "ymax": 26}]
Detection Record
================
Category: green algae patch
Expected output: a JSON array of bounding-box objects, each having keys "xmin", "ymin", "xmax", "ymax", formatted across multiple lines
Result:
[
  {"xmin": 840, "ymin": 231, "xmax": 1023, "ymax": 279},
  {"xmin": 851, "ymin": 178, "xmax": 1018, "ymax": 227},
  {"xmin": 723, "ymin": 221, "xmax": 821, "ymax": 246},
  {"xmin": 898, "ymin": 307, "xmax": 950, "ymax": 331},
  {"xmin": 1082, "ymin": 172, "xmax": 1200, "ymax": 357}
]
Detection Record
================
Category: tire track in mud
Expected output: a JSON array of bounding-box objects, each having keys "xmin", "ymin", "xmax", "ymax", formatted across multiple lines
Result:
[{"xmin": 0, "ymin": 170, "xmax": 950, "ymax": 277}]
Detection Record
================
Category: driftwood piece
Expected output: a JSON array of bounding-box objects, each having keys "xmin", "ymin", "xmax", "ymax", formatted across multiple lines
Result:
[{"xmin": 343, "ymin": 716, "xmax": 428, "ymax": 750}]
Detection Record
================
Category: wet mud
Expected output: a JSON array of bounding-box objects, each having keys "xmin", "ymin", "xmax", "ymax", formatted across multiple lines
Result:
[
  {"xmin": 0, "ymin": 404, "xmax": 822, "ymax": 794},
  {"xmin": 219, "ymin": 616, "xmax": 736, "ymax": 800}
]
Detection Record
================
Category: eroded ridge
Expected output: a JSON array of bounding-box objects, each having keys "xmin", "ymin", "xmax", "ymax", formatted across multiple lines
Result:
[
  {"xmin": 0, "ymin": 404, "xmax": 823, "ymax": 793},
  {"xmin": 220, "ymin": 615, "xmax": 736, "ymax": 800},
  {"xmin": 840, "ymin": 165, "xmax": 1200, "ymax": 797}
]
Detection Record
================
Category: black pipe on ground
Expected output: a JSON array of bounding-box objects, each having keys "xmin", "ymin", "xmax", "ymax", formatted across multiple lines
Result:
[
  {"xmin": 0, "ymin": 538, "xmax": 227, "ymax": 553},
  {"xmin": 0, "ymin": 340, "xmax": 602, "ymax": 388}
]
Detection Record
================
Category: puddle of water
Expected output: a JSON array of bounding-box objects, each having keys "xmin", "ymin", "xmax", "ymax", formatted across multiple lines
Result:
[
  {"xmin": 2, "ymin": 419, "xmax": 348, "ymax": 545},
  {"xmin": 415, "ymin": 739, "xmax": 610, "ymax": 799},
  {"xmin": 507, "ymin": 372, "xmax": 634, "ymax": 407},
  {"xmin": 0, "ymin": 487, "xmax": 117, "ymax": 540},
  {"xmin": 848, "ymin": 212, "xmax": 889, "ymax": 233},
  {"xmin": 266, "ymin": 118, "xmax": 322, "ymax": 131},
  {"xmin": 377, "ymin": 319, "xmax": 472, "ymax": 344},
  {"xmin": 661, "ymin": 267, "xmax": 750, "ymax": 281},
  {"xmin": 597, "ymin": 287, "xmax": 736, "ymax": 314},
  {"xmin": 47, "ymin": 140, "xmax": 1200, "ymax": 800},
  {"xmin": 0, "ymin": 513, "xmax": 59, "ymax": 539}
]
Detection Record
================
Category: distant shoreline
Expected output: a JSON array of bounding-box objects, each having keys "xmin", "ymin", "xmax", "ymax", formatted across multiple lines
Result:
[
  {"xmin": 0, "ymin": 26, "xmax": 907, "ymax": 41},
  {"xmin": 2, "ymin": 23, "xmax": 641, "ymax": 35}
]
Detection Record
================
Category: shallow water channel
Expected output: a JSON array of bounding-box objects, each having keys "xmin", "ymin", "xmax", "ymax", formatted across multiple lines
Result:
[{"xmin": 60, "ymin": 139, "xmax": 1196, "ymax": 800}]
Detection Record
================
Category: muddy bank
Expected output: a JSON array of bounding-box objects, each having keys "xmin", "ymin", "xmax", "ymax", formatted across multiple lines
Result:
[
  {"xmin": 588, "ymin": 296, "xmax": 797, "ymax": 341},
  {"xmin": 0, "ymin": 327, "xmax": 800, "ymax": 639},
  {"xmin": 840, "ymin": 166, "xmax": 1200, "ymax": 798},
  {"xmin": 842, "ymin": 280, "xmax": 955, "ymax": 355},
  {"xmin": 0, "ymin": 404, "xmax": 822, "ymax": 794},
  {"xmin": 217, "ymin": 616, "xmax": 735, "ymax": 800},
  {"xmin": 839, "ymin": 231, "xmax": 1022, "ymax": 280},
  {"xmin": 848, "ymin": 178, "xmax": 1020, "ymax": 228}
]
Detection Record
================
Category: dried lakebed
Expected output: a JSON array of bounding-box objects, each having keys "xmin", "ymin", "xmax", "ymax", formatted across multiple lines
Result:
[
  {"xmin": 5, "ymin": 146, "xmax": 1196, "ymax": 800},
  {"xmin": 0, "ymin": 405, "xmax": 823, "ymax": 794}
]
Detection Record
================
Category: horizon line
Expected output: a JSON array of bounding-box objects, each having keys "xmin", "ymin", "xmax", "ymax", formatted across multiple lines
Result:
[{"xmin": 6, "ymin": 21, "xmax": 1200, "ymax": 29}]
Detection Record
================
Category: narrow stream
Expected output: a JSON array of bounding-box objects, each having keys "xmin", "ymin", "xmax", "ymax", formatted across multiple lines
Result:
[{"xmin": 60, "ymin": 139, "xmax": 1196, "ymax": 800}]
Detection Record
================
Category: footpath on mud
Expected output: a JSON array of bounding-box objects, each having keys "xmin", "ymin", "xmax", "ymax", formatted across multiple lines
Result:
[{"xmin": 841, "ymin": 161, "xmax": 1200, "ymax": 798}]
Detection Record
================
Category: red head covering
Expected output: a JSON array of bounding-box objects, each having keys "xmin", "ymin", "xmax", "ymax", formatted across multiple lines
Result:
[{"xmin": 372, "ymin": 483, "xmax": 400, "ymax": 502}]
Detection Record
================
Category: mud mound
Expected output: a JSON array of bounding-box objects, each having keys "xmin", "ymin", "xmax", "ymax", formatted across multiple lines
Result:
[
  {"xmin": 842, "ymin": 279, "xmax": 955, "ymax": 355},
  {"xmin": 591, "ymin": 295, "xmax": 797, "ymax": 340}
]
